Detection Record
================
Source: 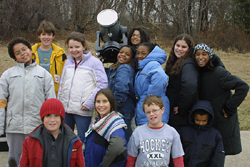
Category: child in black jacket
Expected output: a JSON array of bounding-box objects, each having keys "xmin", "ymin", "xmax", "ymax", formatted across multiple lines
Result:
[{"xmin": 178, "ymin": 100, "xmax": 225, "ymax": 167}]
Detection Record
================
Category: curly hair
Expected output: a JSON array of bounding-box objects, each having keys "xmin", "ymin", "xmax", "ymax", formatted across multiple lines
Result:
[
  {"xmin": 165, "ymin": 34, "xmax": 194, "ymax": 77},
  {"xmin": 112, "ymin": 45, "xmax": 135, "ymax": 70},
  {"xmin": 128, "ymin": 26, "xmax": 150, "ymax": 47},
  {"xmin": 8, "ymin": 37, "xmax": 32, "ymax": 61}
]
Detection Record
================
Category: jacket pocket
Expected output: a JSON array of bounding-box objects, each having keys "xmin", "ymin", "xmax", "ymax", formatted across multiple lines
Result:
[
  {"xmin": 7, "ymin": 110, "xmax": 12, "ymax": 127},
  {"xmin": 34, "ymin": 74, "xmax": 45, "ymax": 86},
  {"xmin": 33, "ymin": 70, "xmax": 45, "ymax": 94},
  {"xmin": 199, "ymin": 142, "xmax": 215, "ymax": 162},
  {"xmin": 70, "ymin": 151, "xmax": 77, "ymax": 166},
  {"xmin": 109, "ymin": 71, "xmax": 116, "ymax": 79},
  {"xmin": 30, "ymin": 150, "xmax": 43, "ymax": 166},
  {"xmin": 216, "ymin": 117, "xmax": 232, "ymax": 140},
  {"xmin": 182, "ymin": 139, "xmax": 193, "ymax": 154},
  {"xmin": 182, "ymin": 139, "xmax": 193, "ymax": 165},
  {"xmin": 9, "ymin": 75, "xmax": 21, "ymax": 93}
]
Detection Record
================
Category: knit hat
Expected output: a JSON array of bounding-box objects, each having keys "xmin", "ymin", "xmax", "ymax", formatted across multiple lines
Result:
[
  {"xmin": 40, "ymin": 98, "xmax": 65, "ymax": 120},
  {"xmin": 193, "ymin": 43, "xmax": 213, "ymax": 58}
]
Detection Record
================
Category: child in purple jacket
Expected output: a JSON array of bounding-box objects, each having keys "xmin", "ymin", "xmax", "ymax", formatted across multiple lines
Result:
[{"xmin": 58, "ymin": 32, "xmax": 108, "ymax": 143}]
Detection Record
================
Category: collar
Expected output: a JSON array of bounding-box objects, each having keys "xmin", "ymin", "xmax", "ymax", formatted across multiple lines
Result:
[{"xmin": 18, "ymin": 59, "xmax": 36, "ymax": 68}]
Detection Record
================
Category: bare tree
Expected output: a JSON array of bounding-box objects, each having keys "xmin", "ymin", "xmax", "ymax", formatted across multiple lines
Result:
[{"xmin": 0, "ymin": 0, "xmax": 249, "ymax": 52}]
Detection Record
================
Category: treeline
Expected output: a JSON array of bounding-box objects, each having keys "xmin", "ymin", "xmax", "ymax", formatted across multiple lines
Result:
[{"xmin": 0, "ymin": 0, "xmax": 250, "ymax": 52}]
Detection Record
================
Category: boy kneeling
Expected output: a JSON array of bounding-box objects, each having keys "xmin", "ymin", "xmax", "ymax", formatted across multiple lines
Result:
[
  {"xmin": 19, "ymin": 98, "xmax": 85, "ymax": 167},
  {"xmin": 178, "ymin": 100, "xmax": 225, "ymax": 167},
  {"xmin": 126, "ymin": 95, "xmax": 184, "ymax": 167}
]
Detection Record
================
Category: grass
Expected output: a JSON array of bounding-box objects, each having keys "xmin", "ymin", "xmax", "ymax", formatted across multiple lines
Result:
[{"xmin": 0, "ymin": 38, "xmax": 249, "ymax": 130}]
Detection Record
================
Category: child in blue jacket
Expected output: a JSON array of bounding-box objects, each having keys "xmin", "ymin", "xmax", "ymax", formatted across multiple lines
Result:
[
  {"xmin": 134, "ymin": 43, "xmax": 170, "ymax": 126},
  {"xmin": 84, "ymin": 89, "xmax": 127, "ymax": 167},
  {"xmin": 108, "ymin": 45, "xmax": 136, "ymax": 141},
  {"xmin": 178, "ymin": 100, "xmax": 225, "ymax": 167}
]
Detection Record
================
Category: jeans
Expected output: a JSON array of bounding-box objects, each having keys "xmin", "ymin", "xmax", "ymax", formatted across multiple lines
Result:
[
  {"xmin": 120, "ymin": 111, "xmax": 134, "ymax": 142},
  {"xmin": 64, "ymin": 113, "xmax": 92, "ymax": 143},
  {"xmin": 123, "ymin": 116, "xmax": 132, "ymax": 142}
]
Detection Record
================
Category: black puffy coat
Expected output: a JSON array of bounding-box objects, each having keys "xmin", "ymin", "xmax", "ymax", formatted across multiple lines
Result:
[
  {"xmin": 167, "ymin": 58, "xmax": 199, "ymax": 128},
  {"xmin": 178, "ymin": 100, "xmax": 225, "ymax": 167},
  {"xmin": 198, "ymin": 54, "xmax": 249, "ymax": 155}
]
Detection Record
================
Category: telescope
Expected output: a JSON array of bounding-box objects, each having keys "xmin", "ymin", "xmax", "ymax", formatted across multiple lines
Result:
[{"xmin": 95, "ymin": 9, "xmax": 128, "ymax": 63}]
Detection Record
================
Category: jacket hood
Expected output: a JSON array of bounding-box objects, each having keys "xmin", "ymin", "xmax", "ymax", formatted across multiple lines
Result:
[
  {"xmin": 212, "ymin": 54, "xmax": 225, "ymax": 68},
  {"xmin": 138, "ymin": 46, "xmax": 167, "ymax": 69},
  {"xmin": 189, "ymin": 100, "xmax": 214, "ymax": 130},
  {"xmin": 68, "ymin": 50, "xmax": 92, "ymax": 63},
  {"xmin": 201, "ymin": 54, "xmax": 225, "ymax": 71}
]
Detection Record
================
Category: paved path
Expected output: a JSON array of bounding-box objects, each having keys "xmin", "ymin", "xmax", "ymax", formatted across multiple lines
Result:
[
  {"xmin": 224, "ymin": 131, "xmax": 250, "ymax": 167},
  {"xmin": 0, "ymin": 131, "xmax": 250, "ymax": 167}
]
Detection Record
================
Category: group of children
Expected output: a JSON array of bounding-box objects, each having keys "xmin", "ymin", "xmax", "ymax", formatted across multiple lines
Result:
[{"xmin": 0, "ymin": 20, "xmax": 249, "ymax": 167}]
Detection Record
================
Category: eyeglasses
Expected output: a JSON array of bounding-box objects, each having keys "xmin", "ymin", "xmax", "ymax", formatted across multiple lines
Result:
[
  {"xmin": 132, "ymin": 34, "xmax": 141, "ymax": 38},
  {"xmin": 145, "ymin": 108, "xmax": 161, "ymax": 115},
  {"xmin": 15, "ymin": 46, "xmax": 29, "ymax": 56}
]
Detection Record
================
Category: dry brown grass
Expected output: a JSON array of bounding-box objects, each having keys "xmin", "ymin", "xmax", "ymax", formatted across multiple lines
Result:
[{"xmin": 1, "ymin": 38, "xmax": 249, "ymax": 130}]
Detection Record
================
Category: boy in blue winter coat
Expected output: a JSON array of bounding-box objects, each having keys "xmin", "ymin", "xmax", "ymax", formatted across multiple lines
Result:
[{"xmin": 178, "ymin": 100, "xmax": 225, "ymax": 167}]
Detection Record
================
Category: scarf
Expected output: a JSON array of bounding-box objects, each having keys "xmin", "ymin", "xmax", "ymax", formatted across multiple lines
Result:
[{"xmin": 85, "ymin": 111, "xmax": 127, "ymax": 141}]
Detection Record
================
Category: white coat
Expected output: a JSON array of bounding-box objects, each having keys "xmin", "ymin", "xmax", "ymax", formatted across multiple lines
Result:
[{"xmin": 0, "ymin": 62, "xmax": 55, "ymax": 135}]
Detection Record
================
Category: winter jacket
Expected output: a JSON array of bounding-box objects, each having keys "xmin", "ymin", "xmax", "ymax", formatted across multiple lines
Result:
[
  {"xmin": 108, "ymin": 64, "xmax": 136, "ymax": 119},
  {"xmin": 178, "ymin": 100, "xmax": 225, "ymax": 167},
  {"xmin": 19, "ymin": 124, "xmax": 85, "ymax": 167},
  {"xmin": 134, "ymin": 46, "xmax": 170, "ymax": 125},
  {"xmin": 198, "ymin": 54, "xmax": 249, "ymax": 155},
  {"xmin": 57, "ymin": 51, "xmax": 108, "ymax": 117},
  {"xmin": 32, "ymin": 43, "xmax": 67, "ymax": 96},
  {"xmin": 0, "ymin": 61, "xmax": 55, "ymax": 135},
  {"xmin": 167, "ymin": 58, "xmax": 199, "ymax": 128},
  {"xmin": 84, "ymin": 112, "xmax": 127, "ymax": 167}
]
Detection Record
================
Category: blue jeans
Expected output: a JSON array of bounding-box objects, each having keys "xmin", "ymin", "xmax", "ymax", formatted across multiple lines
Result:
[
  {"xmin": 123, "ymin": 116, "xmax": 132, "ymax": 142},
  {"xmin": 121, "ymin": 111, "xmax": 134, "ymax": 142},
  {"xmin": 64, "ymin": 113, "xmax": 92, "ymax": 143}
]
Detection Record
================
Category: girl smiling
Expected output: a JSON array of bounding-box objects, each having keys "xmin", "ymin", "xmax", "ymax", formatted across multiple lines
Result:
[
  {"xmin": 57, "ymin": 32, "xmax": 108, "ymax": 143},
  {"xmin": 134, "ymin": 43, "xmax": 170, "ymax": 126},
  {"xmin": 107, "ymin": 45, "xmax": 136, "ymax": 141},
  {"xmin": 84, "ymin": 89, "xmax": 127, "ymax": 167},
  {"xmin": 165, "ymin": 34, "xmax": 199, "ymax": 130},
  {"xmin": 194, "ymin": 43, "xmax": 249, "ymax": 155}
]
